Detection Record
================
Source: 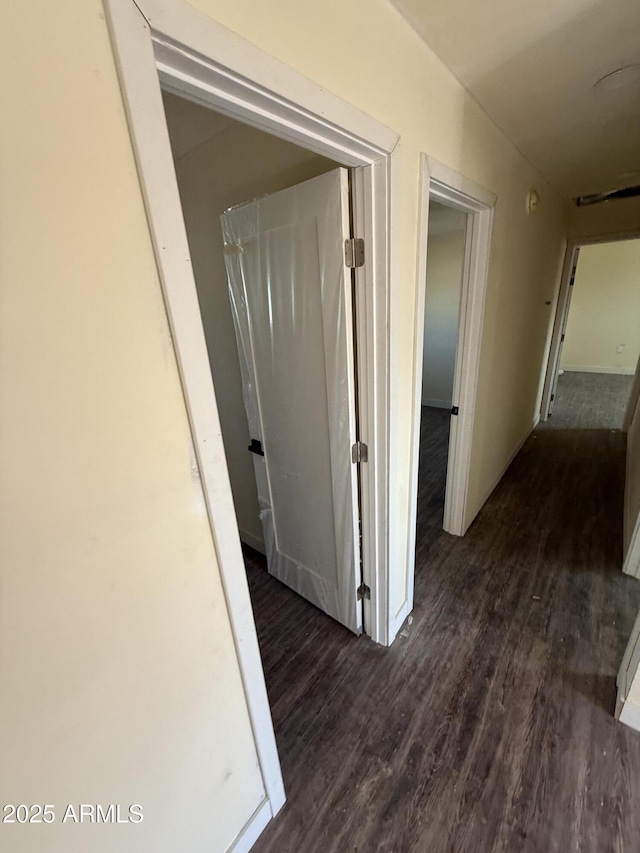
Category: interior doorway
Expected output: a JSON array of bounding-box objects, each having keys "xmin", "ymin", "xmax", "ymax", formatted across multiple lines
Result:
[
  {"xmin": 162, "ymin": 91, "xmax": 364, "ymax": 633},
  {"xmin": 541, "ymin": 237, "xmax": 640, "ymax": 425},
  {"xmin": 417, "ymin": 200, "xmax": 468, "ymax": 539},
  {"xmin": 406, "ymin": 156, "xmax": 495, "ymax": 608}
]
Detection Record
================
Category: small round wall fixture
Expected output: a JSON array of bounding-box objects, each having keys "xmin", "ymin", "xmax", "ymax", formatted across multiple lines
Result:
[
  {"xmin": 527, "ymin": 189, "xmax": 540, "ymax": 214},
  {"xmin": 594, "ymin": 64, "xmax": 640, "ymax": 91}
]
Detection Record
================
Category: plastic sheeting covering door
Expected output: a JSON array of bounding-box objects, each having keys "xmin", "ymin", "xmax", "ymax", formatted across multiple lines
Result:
[{"xmin": 221, "ymin": 168, "xmax": 362, "ymax": 634}]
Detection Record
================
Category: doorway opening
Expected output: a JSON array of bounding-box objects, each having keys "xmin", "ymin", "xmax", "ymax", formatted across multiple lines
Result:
[
  {"xmin": 418, "ymin": 200, "xmax": 468, "ymax": 543},
  {"xmin": 161, "ymin": 89, "xmax": 365, "ymax": 631},
  {"xmin": 541, "ymin": 237, "xmax": 640, "ymax": 430},
  {"xmin": 405, "ymin": 157, "xmax": 495, "ymax": 609}
]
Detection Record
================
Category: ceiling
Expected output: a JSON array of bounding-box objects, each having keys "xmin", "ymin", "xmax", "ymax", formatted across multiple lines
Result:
[{"xmin": 391, "ymin": 0, "xmax": 640, "ymax": 199}]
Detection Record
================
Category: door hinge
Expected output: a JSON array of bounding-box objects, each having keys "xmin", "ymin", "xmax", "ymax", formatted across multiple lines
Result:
[
  {"xmin": 351, "ymin": 441, "xmax": 368, "ymax": 463},
  {"xmin": 561, "ymin": 333, "xmax": 565, "ymax": 342},
  {"xmin": 357, "ymin": 583, "xmax": 371, "ymax": 601},
  {"xmin": 345, "ymin": 237, "xmax": 365, "ymax": 268},
  {"xmin": 451, "ymin": 405, "xmax": 459, "ymax": 416},
  {"xmin": 248, "ymin": 438, "xmax": 264, "ymax": 456},
  {"xmin": 551, "ymin": 394, "xmax": 555, "ymax": 402}
]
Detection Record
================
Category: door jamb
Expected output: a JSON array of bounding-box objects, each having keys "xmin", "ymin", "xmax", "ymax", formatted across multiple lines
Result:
[
  {"xmin": 540, "ymin": 241, "xmax": 579, "ymax": 421},
  {"xmin": 406, "ymin": 154, "xmax": 495, "ymax": 603},
  {"xmin": 104, "ymin": 0, "xmax": 398, "ymax": 833}
]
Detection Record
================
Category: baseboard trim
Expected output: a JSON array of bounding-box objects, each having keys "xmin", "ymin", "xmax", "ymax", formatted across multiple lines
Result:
[
  {"xmin": 422, "ymin": 398, "xmax": 452, "ymax": 409},
  {"xmin": 466, "ymin": 414, "xmax": 540, "ymax": 525},
  {"xmin": 227, "ymin": 798, "xmax": 273, "ymax": 853},
  {"xmin": 239, "ymin": 529, "xmax": 266, "ymax": 554},
  {"xmin": 562, "ymin": 366, "xmax": 635, "ymax": 376}
]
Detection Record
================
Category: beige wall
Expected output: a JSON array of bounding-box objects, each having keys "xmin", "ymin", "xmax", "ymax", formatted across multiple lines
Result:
[
  {"xmin": 561, "ymin": 240, "xmax": 640, "ymax": 374},
  {"xmin": 422, "ymin": 207, "xmax": 467, "ymax": 406},
  {"xmin": 167, "ymin": 95, "xmax": 337, "ymax": 551},
  {"xmin": 0, "ymin": 3, "xmax": 265, "ymax": 852},
  {"xmin": 2, "ymin": 0, "xmax": 568, "ymax": 850}
]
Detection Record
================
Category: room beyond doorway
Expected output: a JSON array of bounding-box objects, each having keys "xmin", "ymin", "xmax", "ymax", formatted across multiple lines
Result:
[
  {"xmin": 541, "ymin": 236, "xmax": 640, "ymax": 423},
  {"xmin": 407, "ymin": 155, "xmax": 495, "ymax": 580},
  {"xmin": 417, "ymin": 199, "xmax": 468, "ymax": 539},
  {"xmin": 162, "ymin": 90, "xmax": 367, "ymax": 633}
]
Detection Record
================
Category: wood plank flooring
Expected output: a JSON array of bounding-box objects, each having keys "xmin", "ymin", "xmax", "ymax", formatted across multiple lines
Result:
[{"xmin": 244, "ymin": 381, "xmax": 640, "ymax": 852}]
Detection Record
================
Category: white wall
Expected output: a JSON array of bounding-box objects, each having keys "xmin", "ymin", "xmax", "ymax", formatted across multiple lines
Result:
[
  {"xmin": 2, "ymin": 0, "xmax": 569, "ymax": 850},
  {"xmin": 166, "ymin": 94, "xmax": 337, "ymax": 551},
  {"xmin": 422, "ymin": 203, "xmax": 467, "ymax": 407},
  {"xmin": 561, "ymin": 239, "xmax": 640, "ymax": 374}
]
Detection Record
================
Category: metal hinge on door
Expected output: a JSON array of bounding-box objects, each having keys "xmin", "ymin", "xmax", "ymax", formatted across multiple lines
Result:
[
  {"xmin": 351, "ymin": 441, "xmax": 368, "ymax": 463},
  {"xmin": 345, "ymin": 237, "xmax": 365, "ymax": 268},
  {"xmin": 357, "ymin": 583, "xmax": 371, "ymax": 601}
]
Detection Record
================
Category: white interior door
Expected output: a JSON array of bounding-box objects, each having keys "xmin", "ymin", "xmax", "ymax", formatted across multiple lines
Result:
[{"xmin": 221, "ymin": 169, "xmax": 362, "ymax": 633}]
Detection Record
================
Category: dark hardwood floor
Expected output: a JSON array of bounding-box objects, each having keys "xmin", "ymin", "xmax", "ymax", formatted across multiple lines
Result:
[{"xmin": 244, "ymin": 384, "xmax": 640, "ymax": 853}]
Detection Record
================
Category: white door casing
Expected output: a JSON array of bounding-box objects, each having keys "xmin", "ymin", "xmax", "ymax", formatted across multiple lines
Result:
[
  {"xmin": 540, "ymin": 244, "xmax": 579, "ymax": 421},
  {"xmin": 221, "ymin": 169, "xmax": 362, "ymax": 633}
]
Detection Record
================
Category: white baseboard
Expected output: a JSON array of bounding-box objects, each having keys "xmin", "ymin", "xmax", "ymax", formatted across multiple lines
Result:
[
  {"xmin": 562, "ymin": 366, "xmax": 636, "ymax": 376},
  {"xmin": 227, "ymin": 798, "xmax": 273, "ymax": 853},
  {"xmin": 422, "ymin": 398, "xmax": 452, "ymax": 409},
  {"xmin": 466, "ymin": 414, "xmax": 540, "ymax": 526},
  {"xmin": 239, "ymin": 529, "xmax": 265, "ymax": 554}
]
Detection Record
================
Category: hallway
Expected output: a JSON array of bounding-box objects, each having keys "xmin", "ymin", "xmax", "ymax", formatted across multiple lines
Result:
[{"xmin": 247, "ymin": 379, "xmax": 640, "ymax": 852}]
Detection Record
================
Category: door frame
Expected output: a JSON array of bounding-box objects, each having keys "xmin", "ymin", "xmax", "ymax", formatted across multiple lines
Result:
[
  {"xmin": 541, "ymin": 232, "xmax": 640, "ymax": 422},
  {"xmin": 104, "ymin": 0, "xmax": 398, "ymax": 839},
  {"xmin": 623, "ymin": 355, "xmax": 640, "ymax": 433},
  {"xmin": 406, "ymin": 153, "xmax": 495, "ymax": 587},
  {"xmin": 540, "ymin": 240, "xmax": 579, "ymax": 420}
]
